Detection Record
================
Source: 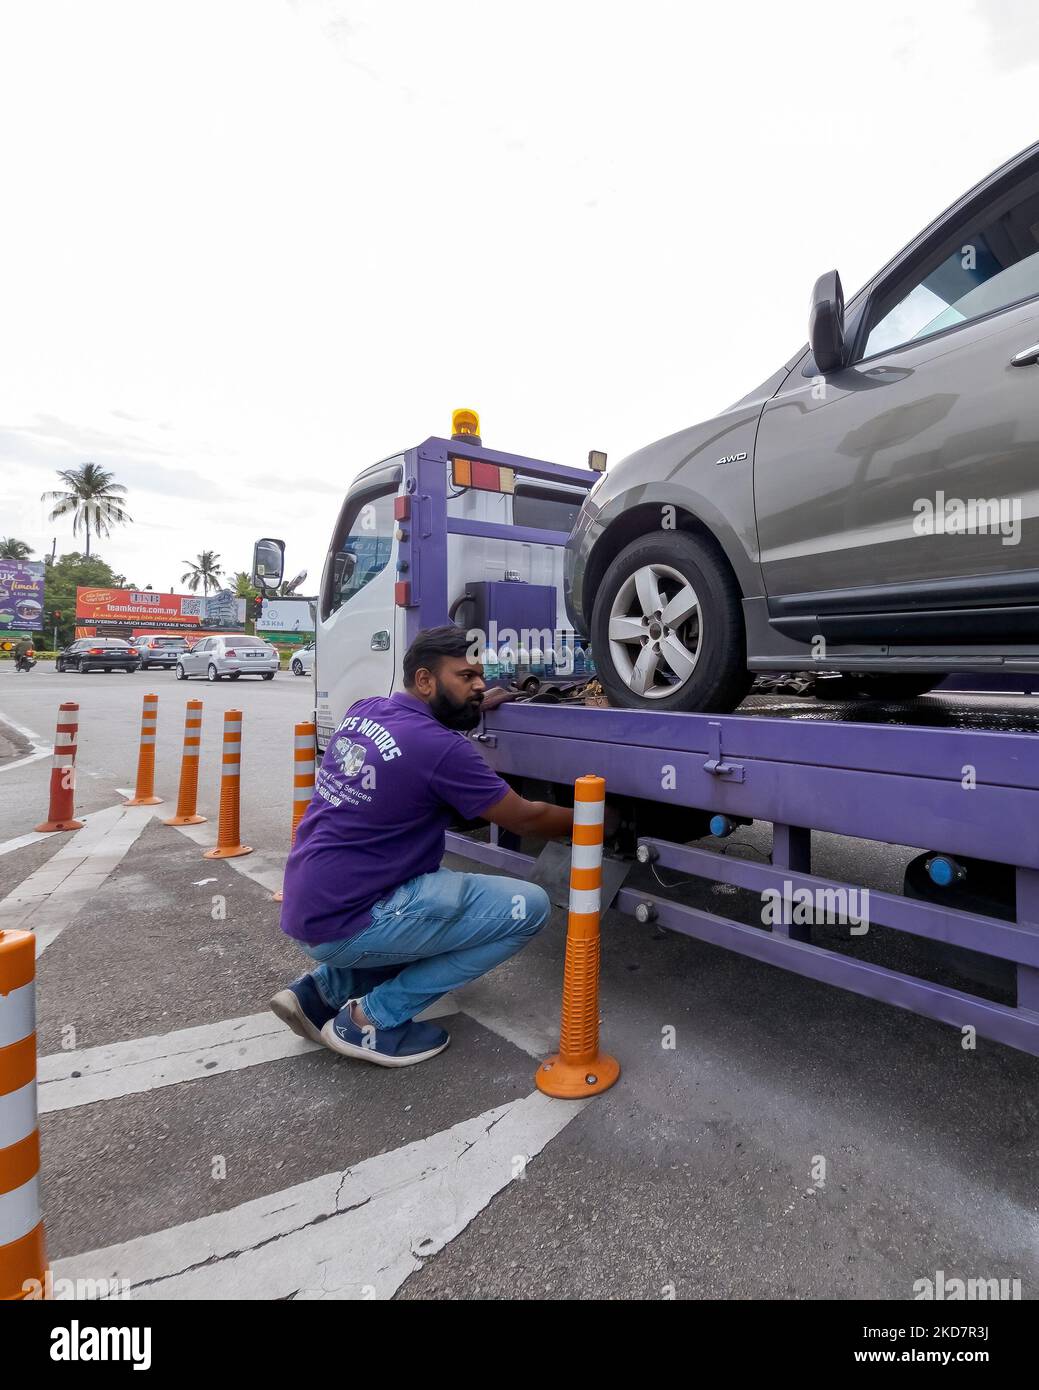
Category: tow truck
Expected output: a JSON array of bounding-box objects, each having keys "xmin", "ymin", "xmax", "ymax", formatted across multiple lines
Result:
[{"xmin": 254, "ymin": 427, "xmax": 1039, "ymax": 1060}]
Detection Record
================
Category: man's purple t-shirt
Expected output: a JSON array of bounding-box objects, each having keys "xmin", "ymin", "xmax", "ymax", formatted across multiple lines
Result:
[{"xmin": 279, "ymin": 691, "xmax": 510, "ymax": 945}]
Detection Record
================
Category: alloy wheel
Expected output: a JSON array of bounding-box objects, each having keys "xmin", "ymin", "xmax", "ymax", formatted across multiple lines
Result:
[{"xmin": 607, "ymin": 563, "xmax": 702, "ymax": 699}]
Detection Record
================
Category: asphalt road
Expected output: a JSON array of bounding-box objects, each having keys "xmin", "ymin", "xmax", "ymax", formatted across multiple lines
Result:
[
  {"xmin": 0, "ymin": 660, "xmax": 312, "ymax": 855},
  {"xmin": 2, "ymin": 662, "xmax": 1038, "ymax": 1300}
]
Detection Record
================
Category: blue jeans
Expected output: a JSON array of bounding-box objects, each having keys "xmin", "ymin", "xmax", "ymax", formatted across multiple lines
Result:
[{"xmin": 303, "ymin": 868, "xmax": 552, "ymax": 1030}]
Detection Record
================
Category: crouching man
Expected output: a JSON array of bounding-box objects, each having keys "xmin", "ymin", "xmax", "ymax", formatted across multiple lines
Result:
[{"xmin": 270, "ymin": 624, "xmax": 573, "ymax": 1067}]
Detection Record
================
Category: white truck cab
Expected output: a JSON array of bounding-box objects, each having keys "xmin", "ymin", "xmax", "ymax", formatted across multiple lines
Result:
[{"xmin": 311, "ymin": 431, "xmax": 588, "ymax": 749}]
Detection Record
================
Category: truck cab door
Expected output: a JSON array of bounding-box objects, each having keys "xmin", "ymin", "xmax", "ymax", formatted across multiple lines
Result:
[{"xmin": 315, "ymin": 465, "xmax": 401, "ymax": 745}]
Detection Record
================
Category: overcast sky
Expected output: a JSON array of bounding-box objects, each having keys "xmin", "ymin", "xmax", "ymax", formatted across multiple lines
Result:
[{"xmin": 1, "ymin": 0, "xmax": 1037, "ymax": 593}]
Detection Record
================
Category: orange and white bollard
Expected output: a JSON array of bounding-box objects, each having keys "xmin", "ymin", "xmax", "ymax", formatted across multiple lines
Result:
[
  {"xmin": 34, "ymin": 702, "xmax": 83, "ymax": 833},
  {"xmin": 203, "ymin": 709, "xmax": 252, "ymax": 859},
  {"xmin": 0, "ymin": 929, "xmax": 47, "ymax": 1300},
  {"xmin": 125, "ymin": 692, "xmax": 163, "ymax": 807},
  {"xmin": 272, "ymin": 721, "xmax": 317, "ymax": 901},
  {"xmin": 536, "ymin": 774, "xmax": 620, "ymax": 1098},
  {"xmin": 163, "ymin": 700, "xmax": 207, "ymax": 826}
]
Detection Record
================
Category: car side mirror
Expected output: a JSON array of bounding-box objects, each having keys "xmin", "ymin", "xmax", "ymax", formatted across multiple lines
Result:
[{"xmin": 809, "ymin": 269, "xmax": 846, "ymax": 374}]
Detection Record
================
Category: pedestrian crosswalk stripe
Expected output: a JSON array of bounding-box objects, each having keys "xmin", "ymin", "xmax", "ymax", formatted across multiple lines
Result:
[
  {"xmin": 0, "ymin": 803, "xmax": 155, "ymax": 954},
  {"xmin": 38, "ymin": 997, "xmax": 461, "ymax": 1112},
  {"xmin": 54, "ymin": 1091, "xmax": 585, "ymax": 1299}
]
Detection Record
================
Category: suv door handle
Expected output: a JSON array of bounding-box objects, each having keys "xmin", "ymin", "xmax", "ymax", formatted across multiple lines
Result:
[{"xmin": 1010, "ymin": 341, "xmax": 1039, "ymax": 366}]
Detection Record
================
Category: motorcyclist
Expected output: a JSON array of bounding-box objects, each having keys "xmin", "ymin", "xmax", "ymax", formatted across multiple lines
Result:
[{"xmin": 13, "ymin": 636, "xmax": 36, "ymax": 671}]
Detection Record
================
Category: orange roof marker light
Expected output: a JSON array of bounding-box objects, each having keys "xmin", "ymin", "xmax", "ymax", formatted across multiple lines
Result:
[
  {"xmin": 449, "ymin": 406, "xmax": 515, "ymax": 493},
  {"xmin": 450, "ymin": 407, "xmax": 481, "ymax": 443}
]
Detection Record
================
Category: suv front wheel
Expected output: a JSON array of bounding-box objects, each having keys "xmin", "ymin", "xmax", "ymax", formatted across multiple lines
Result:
[{"xmin": 590, "ymin": 530, "xmax": 751, "ymax": 713}]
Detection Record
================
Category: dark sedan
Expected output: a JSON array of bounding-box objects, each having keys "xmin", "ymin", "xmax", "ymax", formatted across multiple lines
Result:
[{"xmin": 56, "ymin": 638, "xmax": 141, "ymax": 673}]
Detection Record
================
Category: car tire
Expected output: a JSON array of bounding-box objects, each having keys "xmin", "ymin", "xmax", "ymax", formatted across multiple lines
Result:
[
  {"xmin": 262, "ymin": 672, "xmax": 275, "ymax": 681},
  {"xmin": 590, "ymin": 530, "xmax": 751, "ymax": 713},
  {"xmin": 175, "ymin": 663, "xmax": 187, "ymax": 680},
  {"xmin": 291, "ymin": 660, "xmax": 303, "ymax": 676},
  {"xmin": 207, "ymin": 664, "xmax": 221, "ymax": 682},
  {"xmin": 228, "ymin": 672, "xmax": 240, "ymax": 680},
  {"xmin": 56, "ymin": 660, "xmax": 64, "ymax": 673},
  {"xmin": 78, "ymin": 660, "xmax": 89, "ymax": 674}
]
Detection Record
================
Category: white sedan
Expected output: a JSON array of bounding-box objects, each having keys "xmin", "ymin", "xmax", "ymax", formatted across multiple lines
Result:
[
  {"xmin": 290, "ymin": 642, "xmax": 314, "ymax": 676},
  {"xmin": 176, "ymin": 634, "xmax": 280, "ymax": 681}
]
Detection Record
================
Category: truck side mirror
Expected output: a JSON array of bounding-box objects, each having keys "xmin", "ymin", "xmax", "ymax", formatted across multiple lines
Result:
[
  {"xmin": 252, "ymin": 538, "xmax": 285, "ymax": 592},
  {"xmin": 809, "ymin": 269, "xmax": 846, "ymax": 375},
  {"xmin": 333, "ymin": 551, "xmax": 356, "ymax": 592}
]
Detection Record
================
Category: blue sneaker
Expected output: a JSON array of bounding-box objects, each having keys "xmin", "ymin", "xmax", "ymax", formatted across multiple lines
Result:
[
  {"xmin": 321, "ymin": 1000, "xmax": 450, "ymax": 1068},
  {"xmin": 269, "ymin": 975, "xmax": 338, "ymax": 1046}
]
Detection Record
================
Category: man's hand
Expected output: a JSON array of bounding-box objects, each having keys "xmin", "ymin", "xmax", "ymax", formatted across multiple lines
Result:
[{"xmin": 479, "ymin": 686, "xmax": 516, "ymax": 713}]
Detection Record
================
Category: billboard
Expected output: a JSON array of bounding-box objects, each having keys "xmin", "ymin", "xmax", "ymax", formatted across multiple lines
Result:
[
  {"xmin": 0, "ymin": 561, "xmax": 45, "ymax": 631},
  {"xmin": 256, "ymin": 597, "xmax": 315, "ymax": 635},
  {"xmin": 76, "ymin": 587, "xmax": 246, "ymax": 629}
]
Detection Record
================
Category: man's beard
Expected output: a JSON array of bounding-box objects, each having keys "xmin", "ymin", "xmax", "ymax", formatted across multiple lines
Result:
[{"xmin": 429, "ymin": 682, "xmax": 483, "ymax": 731}]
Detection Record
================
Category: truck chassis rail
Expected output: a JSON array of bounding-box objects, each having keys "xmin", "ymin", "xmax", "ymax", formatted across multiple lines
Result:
[{"xmin": 446, "ymin": 701, "xmax": 1039, "ymax": 1059}]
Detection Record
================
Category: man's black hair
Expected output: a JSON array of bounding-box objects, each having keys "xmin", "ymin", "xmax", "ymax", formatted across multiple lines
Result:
[{"xmin": 403, "ymin": 624, "xmax": 476, "ymax": 687}]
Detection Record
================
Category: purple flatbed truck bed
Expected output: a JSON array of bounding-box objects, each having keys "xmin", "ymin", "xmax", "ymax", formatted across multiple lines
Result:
[{"xmin": 392, "ymin": 436, "xmax": 1039, "ymax": 1060}]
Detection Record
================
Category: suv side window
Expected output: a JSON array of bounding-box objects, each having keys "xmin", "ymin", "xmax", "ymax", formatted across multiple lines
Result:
[
  {"xmin": 859, "ymin": 170, "xmax": 1039, "ymax": 362},
  {"xmin": 322, "ymin": 482, "xmax": 397, "ymax": 619}
]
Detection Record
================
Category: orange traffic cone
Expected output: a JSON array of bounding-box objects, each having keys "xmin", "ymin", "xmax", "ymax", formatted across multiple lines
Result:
[
  {"xmin": 272, "ymin": 721, "xmax": 316, "ymax": 901},
  {"xmin": 35, "ymin": 703, "xmax": 83, "ymax": 833},
  {"xmin": 536, "ymin": 774, "xmax": 620, "ymax": 1098},
  {"xmin": 163, "ymin": 700, "xmax": 207, "ymax": 826},
  {"xmin": 0, "ymin": 929, "xmax": 48, "ymax": 1300},
  {"xmin": 125, "ymin": 693, "xmax": 163, "ymax": 806},
  {"xmin": 203, "ymin": 710, "xmax": 252, "ymax": 859}
]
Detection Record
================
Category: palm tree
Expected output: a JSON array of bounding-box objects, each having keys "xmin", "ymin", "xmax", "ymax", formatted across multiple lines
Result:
[
  {"xmin": 0, "ymin": 537, "xmax": 34, "ymax": 560},
  {"xmin": 181, "ymin": 551, "xmax": 224, "ymax": 598},
  {"xmin": 41, "ymin": 463, "xmax": 131, "ymax": 559},
  {"xmin": 233, "ymin": 570, "xmax": 259, "ymax": 600}
]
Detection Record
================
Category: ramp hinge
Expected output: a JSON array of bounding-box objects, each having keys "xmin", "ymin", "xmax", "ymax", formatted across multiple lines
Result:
[
  {"xmin": 474, "ymin": 732, "xmax": 497, "ymax": 748},
  {"xmin": 703, "ymin": 721, "xmax": 744, "ymax": 782}
]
